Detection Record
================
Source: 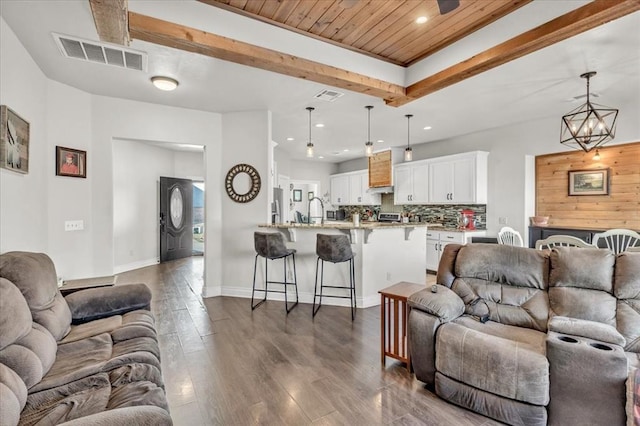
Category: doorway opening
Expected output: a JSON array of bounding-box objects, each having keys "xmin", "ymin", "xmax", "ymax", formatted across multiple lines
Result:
[{"xmin": 193, "ymin": 181, "xmax": 205, "ymax": 256}]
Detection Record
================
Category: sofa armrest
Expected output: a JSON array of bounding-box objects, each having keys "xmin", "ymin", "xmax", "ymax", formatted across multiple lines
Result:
[
  {"xmin": 548, "ymin": 316, "xmax": 626, "ymax": 347},
  {"xmin": 58, "ymin": 406, "xmax": 172, "ymax": 425},
  {"xmin": 408, "ymin": 285, "xmax": 464, "ymax": 323},
  {"xmin": 65, "ymin": 283, "xmax": 152, "ymax": 324}
]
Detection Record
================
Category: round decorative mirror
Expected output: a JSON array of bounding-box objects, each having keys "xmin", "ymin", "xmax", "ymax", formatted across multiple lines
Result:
[{"xmin": 225, "ymin": 163, "xmax": 261, "ymax": 203}]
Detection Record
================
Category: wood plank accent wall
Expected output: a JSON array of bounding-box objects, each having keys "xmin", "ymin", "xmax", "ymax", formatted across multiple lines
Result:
[{"xmin": 536, "ymin": 141, "xmax": 640, "ymax": 230}]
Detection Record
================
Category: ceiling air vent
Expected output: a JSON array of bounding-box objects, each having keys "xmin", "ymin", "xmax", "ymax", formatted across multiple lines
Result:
[
  {"xmin": 314, "ymin": 89, "xmax": 344, "ymax": 102},
  {"xmin": 52, "ymin": 33, "xmax": 147, "ymax": 71}
]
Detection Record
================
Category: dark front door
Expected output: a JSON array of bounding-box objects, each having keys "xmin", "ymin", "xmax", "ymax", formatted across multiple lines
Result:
[{"xmin": 160, "ymin": 176, "xmax": 193, "ymax": 262}]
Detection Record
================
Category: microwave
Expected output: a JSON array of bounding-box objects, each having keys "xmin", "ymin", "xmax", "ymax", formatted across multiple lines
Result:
[{"xmin": 326, "ymin": 209, "xmax": 346, "ymax": 221}]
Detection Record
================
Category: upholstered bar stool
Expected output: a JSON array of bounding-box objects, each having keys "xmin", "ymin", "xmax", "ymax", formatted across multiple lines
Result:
[
  {"xmin": 252, "ymin": 232, "xmax": 298, "ymax": 313},
  {"xmin": 313, "ymin": 233, "xmax": 356, "ymax": 320}
]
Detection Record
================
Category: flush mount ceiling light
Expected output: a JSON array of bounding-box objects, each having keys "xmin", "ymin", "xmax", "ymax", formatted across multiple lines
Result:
[
  {"xmin": 404, "ymin": 114, "xmax": 413, "ymax": 162},
  {"xmin": 416, "ymin": 16, "xmax": 428, "ymax": 24},
  {"xmin": 151, "ymin": 76, "xmax": 178, "ymax": 91},
  {"xmin": 365, "ymin": 105, "xmax": 374, "ymax": 157},
  {"xmin": 306, "ymin": 107, "xmax": 315, "ymax": 158},
  {"xmin": 560, "ymin": 71, "xmax": 618, "ymax": 153}
]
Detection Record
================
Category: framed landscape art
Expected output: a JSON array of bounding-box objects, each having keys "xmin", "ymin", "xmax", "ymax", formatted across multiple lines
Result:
[
  {"xmin": 0, "ymin": 105, "xmax": 30, "ymax": 174},
  {"xmin": 568, "ymin": 169, "xmax": 609, "ymax": 196}
]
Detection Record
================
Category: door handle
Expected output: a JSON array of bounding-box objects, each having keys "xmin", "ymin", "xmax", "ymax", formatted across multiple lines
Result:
[{"xmin": 159, "ymin": 212, "xmax": 166, "ymax": 232}]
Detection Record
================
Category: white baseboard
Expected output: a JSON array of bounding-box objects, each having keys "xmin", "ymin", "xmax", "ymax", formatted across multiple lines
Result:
[
  {"xmin": 204, "ymin": 285, "xmax": 381, "ymax": 308},
  {"xmin": 114, "ymin": 258, "xmax": 159, "ymax": 274}
]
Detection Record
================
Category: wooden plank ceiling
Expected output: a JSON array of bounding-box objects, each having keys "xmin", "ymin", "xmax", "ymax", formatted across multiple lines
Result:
[
  {"xmin": 91, "ymin": 0, "xmax": 640, "ymax": 107},
  {"xmin": 199, "ymin": 0, "xmax": 531, "ymax": 66}
]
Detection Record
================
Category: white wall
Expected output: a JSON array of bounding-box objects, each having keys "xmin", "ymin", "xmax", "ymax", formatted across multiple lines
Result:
[
  {"xmin": 1, "ymin": 17, "xmax": 224, "ymax": 286},
  {"xmin": 219, "ymin": 110, "xmax": 271, "ymax": 295},
  {"xmin": 0, "ymin": 18, "xmax": 48, "ymax": 254}
]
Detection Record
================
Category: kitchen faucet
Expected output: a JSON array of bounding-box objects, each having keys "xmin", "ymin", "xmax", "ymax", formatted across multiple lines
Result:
[{"xmin": 307, "ymin": 197, "xmax": 324, "ymax": 225}]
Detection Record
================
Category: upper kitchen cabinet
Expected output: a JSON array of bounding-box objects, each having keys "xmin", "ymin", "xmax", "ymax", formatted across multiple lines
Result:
[
  {"xmin": 330, "ymin": 174, "xmax": 349, "ymax": 205},
  {"xmin": 428, "ymin": 151, "xmax": 488, "ymax": 204},
  {"xmin": 393, "ymin": 160, "xmax": 429, "ymax": 205},
  {"xmin": 331, "ymin": 170, "xmax": 380, "ymax": 206}
]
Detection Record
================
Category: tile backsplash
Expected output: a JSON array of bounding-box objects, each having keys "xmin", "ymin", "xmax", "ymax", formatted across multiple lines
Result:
[{"xmin": 340, "ymin": 194, "xmax": 486, "ymax": 229}]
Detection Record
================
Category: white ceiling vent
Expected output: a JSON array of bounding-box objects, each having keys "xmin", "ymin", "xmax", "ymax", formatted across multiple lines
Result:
[
  {"xmin": 314, "ymin": 89, "xmax": 344, "ymax": 102},
  {"xmin": 52, "ymin": 33, "xmax": 147, "ymax": 71}
]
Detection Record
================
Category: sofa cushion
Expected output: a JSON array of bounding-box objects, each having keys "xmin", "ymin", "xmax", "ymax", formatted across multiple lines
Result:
[
  {"xmin": 549, "ymin": 247, "xmax": 617, "ymax": 326},
  {"xmin": 436, "ymin": 320, "xmax": 549, "ymax": 406},
  {"xmin": 550, "ymin": 247, "xmax": 615, "ymax": 292},
  {"xmin": 0, "ymin": 279, "xmax": 58, "ymax": 390},
  {"xmin": 0, "ymin": 278, "xmax": 32, "ymax": 350},
  {"xmin": 0, "ymin": 363, "xmax": 28, "ymax": 426},
  {"xmin": 450, "ymin": 245, "xmax": 550, "ymax": 332},
  {"xmin": 615, "ymin": 252, "xmax": 640, "ymax": 353},
  {"xmin": 0, "ymin": 252, "xmax": 71, "ymax": 340}
]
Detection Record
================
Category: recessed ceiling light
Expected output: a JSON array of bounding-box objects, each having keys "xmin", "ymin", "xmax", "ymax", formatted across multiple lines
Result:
[
  {"xmin": 416, "ymin": 16, "xmax": 428, "ymax": 24},
  {"xmin": 315, "ymin": 123, "xmax": 324, "ymax": 128},
  {"xmin": 318, "ymin": 156, "xmax": 324, "ymax": 159},
  {"xmin": 151, "ymin": 76, "xmax": 179, "ymax": 91},
  {"xmin": 377, "ymin": 139, "xmax": 384, "ymax": 143},
  {"xmin": 343, "ymin": 149, "xmax": 349, "ymax": 152},
  {"xmin": 423, "ymin": 126, "xmax": 432, "ymax": 130},
  {"xmin": 286, "ymin": 137, "xmax": 294, "ymax": 141}
]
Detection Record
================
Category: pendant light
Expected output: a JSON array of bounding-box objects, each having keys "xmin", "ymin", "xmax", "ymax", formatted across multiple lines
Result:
[
  {"xmin": 365, "ymin": 105, "xmax": 374, "ymax": 157},
  {"xmin": 404, "ymin": 114, "xmax": 413, "ymax": 162},
  {"xmin": 560, "ymin": 71, "xmax": 618, "ymax": 153},
  {"xmin": 306, "ymin": 107, "xmax": 315, "ymax": 158}
]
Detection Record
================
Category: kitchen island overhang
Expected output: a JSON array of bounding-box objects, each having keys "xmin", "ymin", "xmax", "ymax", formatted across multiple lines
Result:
[{"xmin": 256, "ymin": 222, "xmax": 428, "ymax": 308}]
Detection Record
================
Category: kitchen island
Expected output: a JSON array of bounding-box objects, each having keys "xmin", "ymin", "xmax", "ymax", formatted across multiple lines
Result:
[{"xmin": 256, "ymin": 222, "xmax": 429, "ymax": 308}]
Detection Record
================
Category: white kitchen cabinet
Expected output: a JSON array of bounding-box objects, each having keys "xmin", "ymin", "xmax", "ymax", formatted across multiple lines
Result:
[
  {"xmin": 330, "ymin": 174, "xmax": 349, "ymax": 205},
  {"xmin": 426, "ymin": 229, "xmax": 486, "ymax": 271},
  {"xmin": 331, "ymin": 170, "xmax": 380, "ymax": 206},
  {"xmin": 428, "ymin": 151, "xmax": 488, "ymax": 204},
  {"xmin": 393, "ymin": 161, "xmax": 429, "ymax": 205}
]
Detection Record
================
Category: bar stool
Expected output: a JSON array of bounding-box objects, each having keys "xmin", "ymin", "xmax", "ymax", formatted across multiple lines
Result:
[
  {"xmin": 252, "ymin": 232, "xmax": 298, "ymax": 313},
  {"xmin": 313, "ymin": 234, "xmax": 356, "ymax": 320}
]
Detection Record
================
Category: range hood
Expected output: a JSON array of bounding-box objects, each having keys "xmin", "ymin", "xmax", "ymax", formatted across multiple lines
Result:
[{"xmin": 367, "ymin": 186, "xmax": 394, "ymax": 194}]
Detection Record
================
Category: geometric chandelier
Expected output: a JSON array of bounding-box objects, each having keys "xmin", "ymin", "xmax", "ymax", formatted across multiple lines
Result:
[{"xmin": 560, "ymin": 71, "xmax": 618, "ymax": 153}]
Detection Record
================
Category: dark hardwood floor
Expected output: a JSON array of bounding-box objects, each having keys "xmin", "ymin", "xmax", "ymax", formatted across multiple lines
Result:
[{"xmin": 117, "ymin": 257, "xmax": 502, "ymax": 426}]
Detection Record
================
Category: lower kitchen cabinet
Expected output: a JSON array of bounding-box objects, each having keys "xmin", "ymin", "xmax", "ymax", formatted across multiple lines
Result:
[{"xmin": 426, "ymin": 229, "xmax": 486, "ymax": 271}]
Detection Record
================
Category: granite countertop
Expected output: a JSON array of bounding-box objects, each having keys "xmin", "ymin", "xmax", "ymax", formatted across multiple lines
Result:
[{"xmin": 259, "ymin": 222, "xmax": 431, "ymax": 230}]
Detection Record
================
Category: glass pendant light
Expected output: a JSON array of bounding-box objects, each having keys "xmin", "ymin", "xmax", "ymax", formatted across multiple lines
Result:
[
  {"xmin": 306, "ymin": 107, "xmax": 314, "ymax": 158},
  {"xmin": 365, "ymin": 105, "xmax": 374, "ymax": 157},
  {"xmin": 404, "ymin": 114, "xmax": 413, "ymax": 162}
]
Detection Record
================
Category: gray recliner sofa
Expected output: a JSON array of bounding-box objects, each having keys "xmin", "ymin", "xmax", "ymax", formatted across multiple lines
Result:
[
  {"xmin": 0, "ymin": 251, "xmax": 172, "ymax": 425},
  {"xmin": 408, "ymin": 243, "xmax": 639, "ymax": 426}
]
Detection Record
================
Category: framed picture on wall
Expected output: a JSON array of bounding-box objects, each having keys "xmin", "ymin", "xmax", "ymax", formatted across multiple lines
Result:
[
  {"xmin": 293, "ymin": 189, "xmax": 302, "ymax": 202},
  {"xmin": 56, "ymin": 146, "xmax": 87, "ymax": 178},
  {"xmin": 568, "ymin": 169, "xmax": 609, "ymax": 196},
  {"xmin": 0, "ymin": 105, "xmax": 30, "ymax": 174}
]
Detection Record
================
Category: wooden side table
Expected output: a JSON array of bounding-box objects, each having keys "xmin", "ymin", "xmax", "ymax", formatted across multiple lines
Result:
[{"xmin": 379, "ymin": 281, "xmax": 425, "ymax": 371}]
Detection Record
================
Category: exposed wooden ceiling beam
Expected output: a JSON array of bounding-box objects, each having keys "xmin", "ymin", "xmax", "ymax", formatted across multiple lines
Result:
[
  {"xmin": 388, "ymin": 0, "xmax": 640, "ymax": 107},
  {"xmin": 89, "ymin": 0, "xmax": 129, "ymax": 45},
  {"xmin": 128, "ymin": 12, "xmax": 410, "ymax": 105}
]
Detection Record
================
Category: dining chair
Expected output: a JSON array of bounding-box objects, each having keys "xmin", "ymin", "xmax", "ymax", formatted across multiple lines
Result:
[
  {"xmin": 592, "ymin": 229, "xmax": 640, "ymax": 255},
  {"xmin": 497, "ymin": 226, "xmax": 524, "ymax": 247},
  {"xmin": 535, "ymin": 235, "xmax": 594, "ymax": 250}
]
